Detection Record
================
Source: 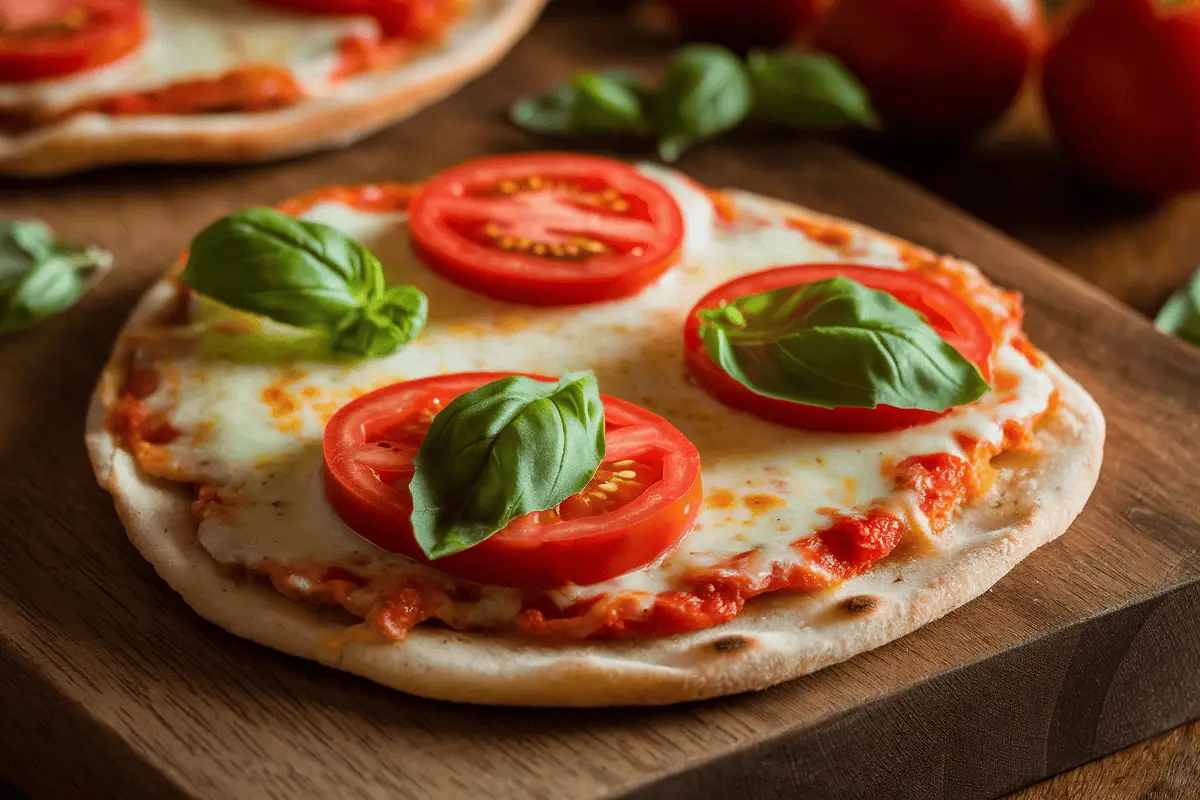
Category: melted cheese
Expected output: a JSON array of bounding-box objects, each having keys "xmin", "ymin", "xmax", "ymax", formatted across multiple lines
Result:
[
  {"xmin": 0, "ymin": 0, "xmax": 378, "ymax": 112},
  {"xmin": 134, "ymin": 166, "xmax": 1055, "ymax": 606}
]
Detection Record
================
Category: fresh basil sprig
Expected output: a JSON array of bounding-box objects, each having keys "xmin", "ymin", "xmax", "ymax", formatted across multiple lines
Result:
[
  {"xmin": 409, "ymin": 372, "xmax": 606, "ymax": 560},
  {"xmin": 747, "ymin": 51, "xmax": 879, "ymax": 131},
  {"xmin": 654, "ymin": 45, "xmax": 752, "ymax": 162},
  {"xmin": 0, "ymin": 219, "xmax": 112, "ymax": 336},
  {"xmin": 1155, "ymin": 268, "xmax": 1200, "ymax": 347},
  {"xmin": 697, "ymin": 277, "xmax": 990, "ymax": 411},
  {"xmin": 509, "ymin": 46, "xmax": 876, "ymax": 162},
  {"xmin": 510, "ymin": 69, "xmax": 652, "ymax": 137},
  {"xmin": 182, "ymin": 209, "xmax": 427, "ymax": 359}
]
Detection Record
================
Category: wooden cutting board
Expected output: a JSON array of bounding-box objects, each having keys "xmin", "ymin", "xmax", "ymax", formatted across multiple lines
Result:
[{"xmin": 3, "ymin": 5, "xmax": 1200, "ymax": 799}]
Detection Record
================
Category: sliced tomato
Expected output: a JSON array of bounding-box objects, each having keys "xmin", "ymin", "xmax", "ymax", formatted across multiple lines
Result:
[
  {"xmin": 683, "ymin": 264, "xmax": 994, "ymax": 433},
  {"xmin": 323, "ymin": 372, "xmax": 703, "ymax": 588},
  {"xmin": 250, "ymin": 0, "xmax": 458, "ymax": 40},
  {"xmin": 408, "ymin": 153, "xmax": 686, "ymax": 305},
  {"xmin": 0, "ymin": 0, "xmax": 145, "ymax": 83}
]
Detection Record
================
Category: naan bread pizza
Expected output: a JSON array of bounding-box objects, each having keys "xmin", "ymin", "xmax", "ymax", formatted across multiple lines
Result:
[
  {"xmin": 87, "ymin": 152, "xmax": 1104, "ymax": 706},
  {"xmin": 0, "ymin": 0, "xmax": 545, "ymax": 176}
]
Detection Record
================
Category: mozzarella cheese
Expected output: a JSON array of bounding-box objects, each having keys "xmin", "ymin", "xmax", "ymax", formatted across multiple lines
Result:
[
  {"xmin": 134, "ymin": 166, "xmax": 1055, "ymax": 613},
  {"xmin": 0, "ymin": 0, "xmax": 379, "ymax": 113}
]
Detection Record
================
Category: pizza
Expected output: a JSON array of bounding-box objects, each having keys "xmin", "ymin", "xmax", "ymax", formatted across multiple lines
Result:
[
  {"xmin": 0, "ymin": 0, "xmax": 546, "ymax": 176},
  {"xmin": 86, "ymin": 152, "xmax": 1105, "ymax": 706}
]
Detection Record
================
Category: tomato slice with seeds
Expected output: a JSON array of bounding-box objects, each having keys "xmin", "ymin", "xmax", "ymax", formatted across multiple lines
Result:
[
  {"xmin": 250, "ymin": 0, "xmax": 457, "ymax": 39},
  {"xmin": 684, "ymin": 264, "xmax": 994, "ymax": 433},
  {"xmin": 323, "ymin": 372, "xmax": 703, "ymax": 588},
  {"xmin": 0, "ymin": 0, "xmax": 145, "ymax": 83},
  {"xmin": 408, "ymin": 153, "xmax": 686, "ymax": 306}
]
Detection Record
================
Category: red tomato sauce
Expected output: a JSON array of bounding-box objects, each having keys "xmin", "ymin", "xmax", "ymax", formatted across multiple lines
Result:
[
  {"xmin": 66, "ymin": 65, "xmax": 306, "ymax": 119},
  {"xmin": 9, "ymin": 10, "xmax": 459, "ymax": 131},
  {"xmin": 785, "ymin": 215, "xmax": 854, "ymax": 252}
]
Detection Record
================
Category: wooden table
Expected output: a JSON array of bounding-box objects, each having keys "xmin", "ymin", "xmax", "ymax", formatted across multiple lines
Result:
[
  {"xmin": 863, "ymin": 83, "xmax": 1200, "ymax": 800},
  {"xmin": 2, "ymin": 3, "xmax": 1200, "ymax": 798}
]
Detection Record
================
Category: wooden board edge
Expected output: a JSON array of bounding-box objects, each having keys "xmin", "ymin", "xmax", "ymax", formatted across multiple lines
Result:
[
  {"xmin": 0, "ymin": 646, "xmax": 193, "ymax": 800},
  {"xmin": 621, "ymin": 579, "xmax": 1200, "ymax": 799}
]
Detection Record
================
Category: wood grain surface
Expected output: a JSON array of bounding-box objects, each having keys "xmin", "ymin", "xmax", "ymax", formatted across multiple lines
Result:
[{"xmin": 1, "ymin": 4, "xmax": 1200, "ymax": 799}]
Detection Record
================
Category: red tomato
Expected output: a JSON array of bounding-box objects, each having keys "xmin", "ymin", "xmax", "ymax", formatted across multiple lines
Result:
[
  {"xmin": 683, "ymin": 264, "xmax": 994, "ymax": 433},
  {"xmin": 0, "ymin": 0, "xmax": 145, "ymax": 83},
  {"xmin": 662, "ymin": 0, "xmax": 832, "ymax": 49},
  {"xmin": 323, "ymin": 372, "xmax": 703, "ymax": 589},
  {"xmin": 408, "ymin": 153, "xmax": 685, "ymax": 306},
  {"xmin": 816, "ymin": 0, "xmax": 1045, "ymax": 135},
  {"xmin": 250, "ymin": 0, "xmax": 458, "ymax": 39},
  {"xmin": 1042, "ymin": 0, "xmax": 1200, "ymax": 198}
]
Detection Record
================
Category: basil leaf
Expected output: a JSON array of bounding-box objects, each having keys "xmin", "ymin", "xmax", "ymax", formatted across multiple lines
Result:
[
  {"xmin": 510, "ymin": 69, "xmax": 651, "ymax": 136},
  {"xmin": 330, "ymin": 284, "xmax": 429, "ymax": 358},
  {"xmin": 184, "ymin": 209, "xmax": 385, "ymax": 329},
  {"xmin": 1155, "ymin": 268, "xmax": 1200, "ymax": 347},
  {"xmin": 409, "ymin": 372, "xmax": 606, "ymax": 559},
  {"xmin": 510, "ymin": 83, "xmax": 577, "ymax": 135},
  {"xmin": 0, "ymin": 220, "xmax": 55, "ymax": 280},
  {"xmin": 570, "ymin": 72, "xmax": 649, "ymax": 134},
  {"xmin": 0, "ymin": 257, "xmax": 82, "ymax": 335},
  {"xmin": 0, "ymin": 219, "xmax": 112, "ymax": 336},
  {"xmin": 748, "ymin": 51, "xmax": 880, "ymax": 130},
  {"xmin": 654, "ymin": 44, "xmax": 752, "ymax": 162},
  {"xmin": 697, "ymin": 276, "xmax": 990, "ymax": 411},
  {"xmin": 182, "ymin": 208, "xmax": 426, "ymax": 359},
  {"xmin": 597, "ymin": 68, "xmax": 656, "ymax": 110}
]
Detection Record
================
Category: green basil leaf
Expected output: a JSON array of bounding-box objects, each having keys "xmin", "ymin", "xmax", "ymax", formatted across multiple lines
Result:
[
  {"xmin": 0, "ymin": 220, "xmax": 56, "ymax": 280},
  {"xmin": 748, "ymin": 51, "xmax": 880, "ymax": 130},
  {"xmin": 409, "ymin": 372, "xmax": 606, "ymax": 559},
  {"xmin": 597, "ymin": 68, "xmax": 656, "ymax": 110},
  {"xmin": 0, "ymin": 258, "xmax": 82, "ymax": 335},
  {"xmin": 182, "ymin": 208, "xmax": 427, "ymax": 359},
  {"xmin": 510, "ymin": 69, "xmax": 651, "ymax": 136},
  {"xmin": 510, "ymin": 83, "xmax": 578, "ymax": 135},
  {"xmin": 697, "ymin": 276, "xmax": 990, "ymax": 411},
  {"xmin": 654, "ymin": 44, "xmax": 752, "ymax": 162},
  {"xmin": 330, "ymin": 284, "xmax": 429, "ymax": 358},
  {"xmin": 569, "ymin": 72, "xmax": 649, "ymax": 134},
  {"xmin": 0, "ymin": 219, "xmax": 112, "ymax": 336},
  {"xmin": 1155, "ymin": 268, "xmax": 1200, "ymax": 347},
  {"xmin": 182, "ymin": 208, "xmax": 386, "ymax": 330}
]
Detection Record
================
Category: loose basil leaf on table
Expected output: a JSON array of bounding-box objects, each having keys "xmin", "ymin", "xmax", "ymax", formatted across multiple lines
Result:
[
  {"xmin": 182, "ymin": 208, "xmax": 427, "ymax": 358},
  {"xmin": 697, "ymin": 276, "xmax": 990, "ymax": 411},
  {"xmin": 0, "ymin": 219, "xmax": 113, "ymax": 336},
  {"xmin": 510, "ymin": 68, "xmax": 652, "ymax": 137},
  {"xmin": 409, "ymin": 372, "xmax": 606, "ymax": 560},
  {"xmin": 654, "ymin": 44, "xmax": 752, "ymax": 162},
  {"xmin": 747, "ymin": 51, "xmax": 879, "ymax": 130},
  {"xmin": 1154, "ymin": 268, "xmax": 1200, "ymax": 347}
]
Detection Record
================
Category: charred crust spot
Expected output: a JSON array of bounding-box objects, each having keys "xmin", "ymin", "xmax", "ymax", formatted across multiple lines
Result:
[
  {"xmin": 711, "ymin": 635, "xmax": 750, "ymax": 653},
  {"xmin": 840, "ymin": 595, "xmax": 881, "ymax": 614}
]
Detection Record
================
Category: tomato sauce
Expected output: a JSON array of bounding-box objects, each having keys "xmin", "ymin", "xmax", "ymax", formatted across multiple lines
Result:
[
  {"xmin": 69, "ymin": 66, "xmax": 305, "ymax": 119},
  {"xmin": 7, "ymin": 9, "xmax": 459, "ymax": 131},
  {"xmin": 785, "ymin": 215, "xmax": 854, "ymax": 252}
]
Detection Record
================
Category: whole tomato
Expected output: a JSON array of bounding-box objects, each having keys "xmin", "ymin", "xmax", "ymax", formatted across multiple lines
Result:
[
  {"xmin": 816, "ymin": 0, "xmax": 1045, "ymax": 135},
  {"xmin": 1042, "ymin": 0, "xmax": 1200, "ymax": 198},
  {"xmin": 662, "ymin": 0, "xmax": 832, "ymax": 49}
]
